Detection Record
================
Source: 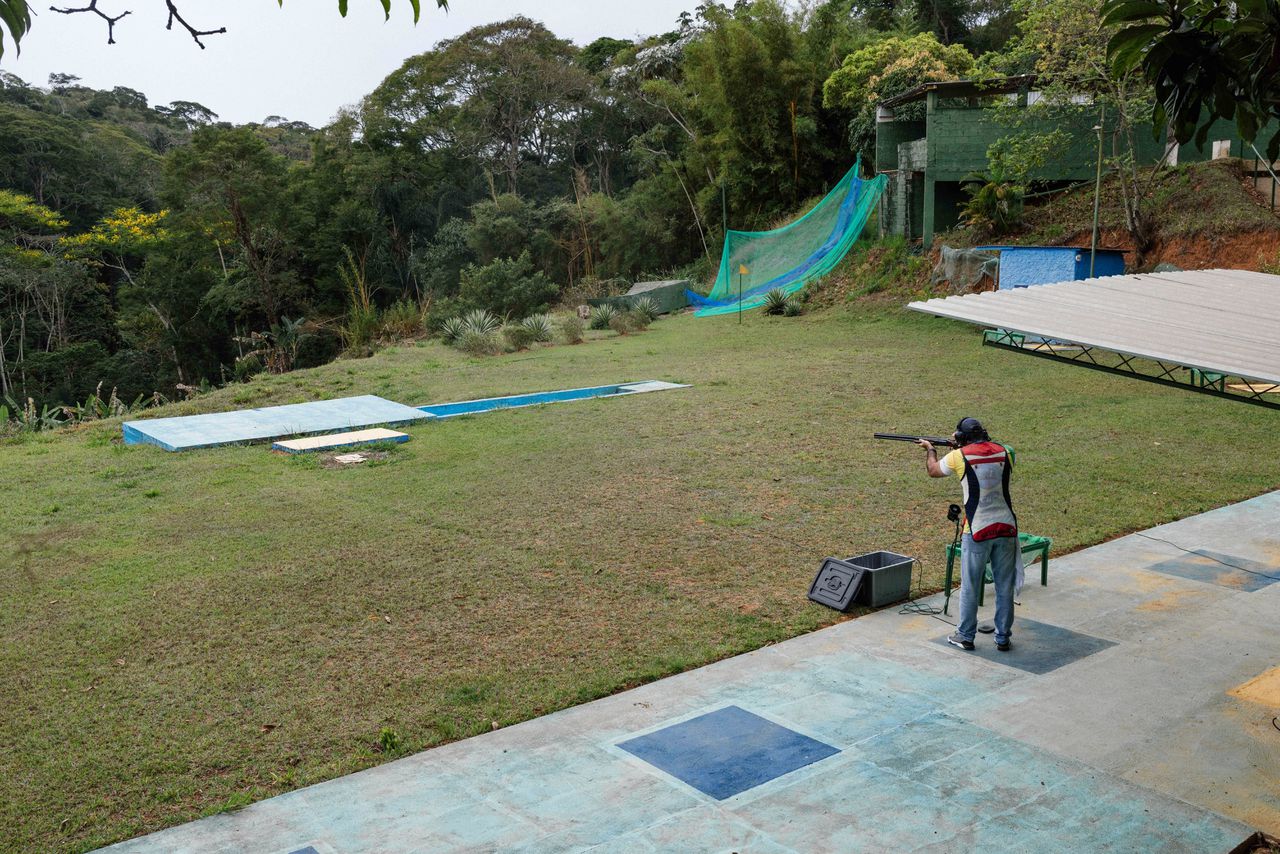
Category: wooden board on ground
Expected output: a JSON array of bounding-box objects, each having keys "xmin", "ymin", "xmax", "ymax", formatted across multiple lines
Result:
[{"xmin": 272, "ymin": 428, "xmax": 409, "ymax": 454}]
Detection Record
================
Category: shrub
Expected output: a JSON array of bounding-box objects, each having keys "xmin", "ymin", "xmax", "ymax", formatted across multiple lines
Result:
[
  {"xmin": 520, "ymin": 313, "xmax": 555, "ymax": 343},
  {"xmin": 458, "ymin": 251, "xmax": 558, "ymax": 319},
  {"xmin": 630, "ymin": 296, "xmax": 660, "ymax": 322},
  {"xmin": 340, "ymin": 304, "xmax": 379, "ymax": 353},
  {"xmin": 233, "ymin": 354, "xmax": 262, "ymax": 382},
  {"xmin": 558, "ymin": 314, "xmax": 585, "ymax": 344},
  {"xmin": 608, "ymin": 312, "xmax": 634, "ymax": 335},
  {"xmin": 502, "ymin": 323, "xmax": 536, "ymax": 351},
  {"xmin": 589, "ymin": 303, "xmax": 618, "ymax": 330},
  {"xmin": 763, "ymin": 287, "xmax": 790, "ymax": 315},
  {"xmin": 439, "ymin": 315, "xmax": 467, "ymax": 344},
  {"xmin": 626, "ymin": 309, "xmax": 651, "ymax": 331},
  {"xmin": 460, "ymin": 308, "xmax": 501, "ymax": 336},
  {"xmin": 455, "ymin": 329, "xmax": 500, "ymax": 356},
  {"xmin": 962, "ymin": 171, "xmax": 1024, "ymax": 236},
  {"xmin": 381, "ymin": 298, "xmax": 424, "ymax": 340},
  {"xmin": 339, "ymin": 247, "xmax": 379, "ymax": 352},
  {"xmin": 782, "ymin": 297, "xmax": 803, "ymax": 316}
]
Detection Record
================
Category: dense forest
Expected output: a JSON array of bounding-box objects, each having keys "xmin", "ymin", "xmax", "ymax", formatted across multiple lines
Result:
[{"xmin": 0, "ymin": 0, "xmax": 1037, "ymax": 414}]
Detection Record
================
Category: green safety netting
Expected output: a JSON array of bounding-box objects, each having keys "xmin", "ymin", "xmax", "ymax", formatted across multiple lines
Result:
[{"xmin": 688, "ymin": 158, "xmax": 888, "ymax": 317}]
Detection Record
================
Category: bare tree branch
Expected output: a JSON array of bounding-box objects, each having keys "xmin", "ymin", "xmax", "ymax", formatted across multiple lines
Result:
[
  {"xmin": 48, "ymin": 1, "xmax": 227, "ymax": 48},
  {"xmin": 49, "ymin": 0, "xmax": 131, "ymax": 45},
  {"xmin": 163, "ymin": 0, "xmax": 225, "ymax": 49}
]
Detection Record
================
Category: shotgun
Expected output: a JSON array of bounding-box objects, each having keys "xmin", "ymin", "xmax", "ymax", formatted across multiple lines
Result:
[{"xmin": 873, "ymin": 432, "xmax": 958, "ymax": 448}]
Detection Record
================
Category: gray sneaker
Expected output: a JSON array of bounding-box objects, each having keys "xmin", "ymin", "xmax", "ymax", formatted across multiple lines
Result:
[{"xmin": 947, "ymin": 633, "xmax": 975, "ymax": 651}]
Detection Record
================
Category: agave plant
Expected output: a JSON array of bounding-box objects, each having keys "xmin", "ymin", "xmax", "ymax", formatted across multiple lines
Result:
[
  {"xmin": 461, "ymin": 308, "xmax": 501, "ymax": 336},
  {"xmin": 520, "ymin": 313, "xmax": 555, "ymax": 343},
  {"xmin": 763, "ymin": 287, "xmax": 790, "ymax": 315},
  {"xmin": 782, "ymin": 297, "xmax": 803, "ymax": 317},
  {"xmin": 630, "ymin": 296, "xmax": 660, "ymax": 322},
  {"xmin": 589, "ymin": 303, "xmax": 618, "ymax": 330},
  {"xmin": 439, "ymin": 315, "xmax": 467, "ymax": 344}
]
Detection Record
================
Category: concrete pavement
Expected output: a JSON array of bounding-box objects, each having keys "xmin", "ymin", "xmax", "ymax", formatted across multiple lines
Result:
[{"xmin": 102, "ymin": 491, "xmax": 1280, "ymax": 852}]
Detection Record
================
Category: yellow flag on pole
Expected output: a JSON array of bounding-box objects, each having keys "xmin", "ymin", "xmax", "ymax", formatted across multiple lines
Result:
[{"xmin": 737, "ymin": 264, "xmax": 749, "ymax": 275}]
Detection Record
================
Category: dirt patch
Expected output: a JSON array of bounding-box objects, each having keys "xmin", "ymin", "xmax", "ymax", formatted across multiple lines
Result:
[
  {"xmin": 1135, "ymin": 588, "xmax": 1207, "ymax": 612},
  {"xmin": 1016, "ymin": 226, "xmax": 1280, "ymax": 272},
  {"xmin": 1229, "ymin": 666, "xmax": 1280, "ymax": 709},
  {"xmin": 319, "ymin": 450, "xmax": 392, "ymax": 469}
]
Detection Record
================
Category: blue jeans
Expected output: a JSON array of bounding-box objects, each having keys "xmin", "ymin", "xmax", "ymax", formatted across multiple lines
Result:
[{"xmin": 956, "ymin": 533, "xmax": 1017, "ymax": 644}]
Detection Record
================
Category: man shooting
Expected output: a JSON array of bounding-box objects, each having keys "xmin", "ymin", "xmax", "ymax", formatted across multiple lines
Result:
[{"xmin": 918, "ymin": 418, "xmax": 1018, "ymax": 652}]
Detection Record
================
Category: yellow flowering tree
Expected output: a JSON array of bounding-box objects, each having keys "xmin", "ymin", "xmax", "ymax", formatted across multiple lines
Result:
[
  {"xmin": 0, "ymin": 190, "xmax": 69, "ymax": 234},
  {"xmin": 59, "ymin": 207, "xmax": 199, "ymax": 382},
  {"xmin": 60, "ymin": 207, "xmax": 169, "ymax": 285}
]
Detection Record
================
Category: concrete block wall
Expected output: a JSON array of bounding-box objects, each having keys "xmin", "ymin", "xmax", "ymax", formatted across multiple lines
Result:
[{"xmin": 875, "ymin": 120, "xmax": 925, "ymax": 173}]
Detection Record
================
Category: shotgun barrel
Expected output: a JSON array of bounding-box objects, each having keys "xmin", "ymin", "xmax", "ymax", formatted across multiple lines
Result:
[{"xmin": 873, "ymin": 432, "xmax": 957, "ymax": 448}]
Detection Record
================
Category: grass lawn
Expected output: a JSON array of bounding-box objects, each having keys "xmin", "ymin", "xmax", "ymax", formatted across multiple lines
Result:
[{"xmin": 2, "ymin": 300, "xmax": 1276, "ymax": 851}]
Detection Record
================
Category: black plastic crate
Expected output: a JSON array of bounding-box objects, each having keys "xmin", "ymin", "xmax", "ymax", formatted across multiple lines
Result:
[{"xmin": 847, "ymin": 550, "xmax": 914, "ymax": 607}]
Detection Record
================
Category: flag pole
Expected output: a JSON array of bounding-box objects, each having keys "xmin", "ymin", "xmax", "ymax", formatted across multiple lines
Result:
[{"xmin": 735, "ymin": 263, "xmax": 749, "ymax": 324}]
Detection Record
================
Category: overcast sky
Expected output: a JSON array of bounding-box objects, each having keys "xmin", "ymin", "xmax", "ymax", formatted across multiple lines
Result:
[{"xmin": 5, "ymin": 0, "xmax": 695, "ymax": 126}]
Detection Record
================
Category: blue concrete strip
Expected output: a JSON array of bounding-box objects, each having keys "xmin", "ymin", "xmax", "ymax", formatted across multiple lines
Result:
[
  {"xmin": 122, "ymin": 396, "xmax": 433, "ymax": 452},
  {"xmin": 416, "ymin": 380, "xmax": 689, "ymax": 419}
]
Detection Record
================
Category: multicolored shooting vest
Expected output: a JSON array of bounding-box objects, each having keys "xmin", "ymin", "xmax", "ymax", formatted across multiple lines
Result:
[{"xmin": 959, "ymin": 441, "xmax": 1017, "ymax": 541}]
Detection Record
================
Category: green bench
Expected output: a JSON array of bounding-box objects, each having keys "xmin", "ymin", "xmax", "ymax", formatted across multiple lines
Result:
[{"xmin": 944, "ymin": 533, "xmax": 1051, "ymax": 615}]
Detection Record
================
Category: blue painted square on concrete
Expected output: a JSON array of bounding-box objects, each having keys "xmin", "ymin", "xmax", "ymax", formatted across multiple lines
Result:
[
  {"xmin": 1146, "ymin": 550, "xmax": 1279, "ymax": 592},
  {"xmin": 934, "ymin": 619, "xmax": 1115, "ymax": 675},
  {"xmin": 286, "ymin": 847, "xmax": 319, "ymax": 854},
  {"xmin": 618, "ymin": 705, "xmax": 839, "ymax": 800}
]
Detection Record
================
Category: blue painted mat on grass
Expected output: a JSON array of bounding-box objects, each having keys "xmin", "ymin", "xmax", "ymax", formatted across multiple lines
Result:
[
  {"xmin": 123, "ymin": 395, "xmax": 433, "ymax": 452},
  {"xmin": 618, "ymin": 705, "xmax": 839, "ymax": 799}
]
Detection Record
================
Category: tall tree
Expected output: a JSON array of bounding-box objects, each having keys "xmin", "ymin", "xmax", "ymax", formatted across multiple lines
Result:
[
  {"xmin": 364, "ymin": 18, "xmax": 594, "ymax": 196},
  {"xmin": 823, "ymin": 31, "xmax": 976, "ymax": 163},
  {"xmin": 164, "ymin": 126, "xmax": 298, "ymax": 327}
]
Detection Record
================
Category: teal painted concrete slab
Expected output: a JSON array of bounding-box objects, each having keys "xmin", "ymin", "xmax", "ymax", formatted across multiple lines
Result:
[
  {"xmin": 122, "ymin": 395, "xmax": 433, "ymax": 451},
  {"xmin": 97, "ymin": 491, "xmax": 1280, "ymax": 852}
]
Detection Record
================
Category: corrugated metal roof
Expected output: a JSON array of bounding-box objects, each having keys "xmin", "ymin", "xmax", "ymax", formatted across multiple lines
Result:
[
  {"xmin": 907, "ymin": 269, "xmax": 1280, "ymax": 385},
  {"xmin": 878, "ymin": 75, "xmax": 1036, "ymax": 108}
]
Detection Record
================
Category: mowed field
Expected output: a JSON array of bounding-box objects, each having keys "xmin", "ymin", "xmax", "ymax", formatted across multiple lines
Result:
[{"xmin": 2, "ymin": 302, "xmax": 1275, "ymax": 852}]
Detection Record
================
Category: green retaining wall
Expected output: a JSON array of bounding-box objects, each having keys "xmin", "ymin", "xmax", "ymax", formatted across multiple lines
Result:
[{"xmin": 586, "ymin": 280, "xmax": 690, "ymax": 315}]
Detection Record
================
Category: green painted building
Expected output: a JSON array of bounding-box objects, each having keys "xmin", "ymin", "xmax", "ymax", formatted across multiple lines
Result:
[{"xmin": 874, "ymin": 77, "xmax": 1261, "ymax": 246}]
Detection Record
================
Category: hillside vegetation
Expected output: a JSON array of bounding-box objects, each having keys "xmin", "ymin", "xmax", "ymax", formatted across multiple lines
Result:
[{"xmin": 938, "ymin": 158, "xmax": 1280, "ymax": 269}]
